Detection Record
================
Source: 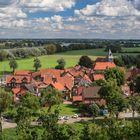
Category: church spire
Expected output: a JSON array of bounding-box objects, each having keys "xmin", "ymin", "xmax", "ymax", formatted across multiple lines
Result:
[{"xmin": 108, "ymin": 49, "xmax": 113, "ymax": 62}]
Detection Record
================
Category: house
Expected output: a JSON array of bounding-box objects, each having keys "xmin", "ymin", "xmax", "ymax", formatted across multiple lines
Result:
[
  {"xmin": 6, "ymin": 75, "xmax": 32, "ymax": 88},
  {"xmin": 82, "ymin": 86, "xmax": 106, "ymax": 106},
  {"xmin": 73, "ymin": 86, "xmax": 106, "ymax": 106}
]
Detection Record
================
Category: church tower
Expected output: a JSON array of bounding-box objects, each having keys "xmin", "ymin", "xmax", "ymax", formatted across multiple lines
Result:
[{"xmin": 107, "ymin": 49, "xmax": 114, "ymax": 62}]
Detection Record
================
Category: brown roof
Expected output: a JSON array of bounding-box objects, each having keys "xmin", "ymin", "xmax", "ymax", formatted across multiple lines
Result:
[
  {"xmin": 95, "ymin": 57, "xmax": 107, "ymax": 62},
  {"xmin": 83, "ymin": 86, "xmax": 101, "ymax": 98}
]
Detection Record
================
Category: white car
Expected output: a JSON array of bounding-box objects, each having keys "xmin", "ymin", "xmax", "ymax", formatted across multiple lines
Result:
[
  {"xmin": 72, "ymin": 114, "xmax": 79, "ymax": 118},
  {"xmin": 64, "ymin": 116, "xmax": 70, "ymax": 120}
]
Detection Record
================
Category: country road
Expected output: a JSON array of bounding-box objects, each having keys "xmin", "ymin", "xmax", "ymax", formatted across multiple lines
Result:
[
  {"xmin": 2, "ymin": 112, "xmax": 139, "ymax": 129},
  {"xmin": 2, "ymin": 117, "xmax": 92, "ymax": 129}
]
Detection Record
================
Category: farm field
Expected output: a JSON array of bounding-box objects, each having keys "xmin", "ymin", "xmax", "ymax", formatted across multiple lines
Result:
[
  {"xmin": 0, "ymin": 48, "xmax": 140, "ymax": 75},
  {"xmin": 122, "ymin": 47, "xmax": 140, "ymax": 52}
]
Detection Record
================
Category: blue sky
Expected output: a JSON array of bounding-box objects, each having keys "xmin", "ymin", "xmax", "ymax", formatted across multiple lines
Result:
[{"xmin": 0, "ymin": 0, "xmax": 140, "ymax": 39}]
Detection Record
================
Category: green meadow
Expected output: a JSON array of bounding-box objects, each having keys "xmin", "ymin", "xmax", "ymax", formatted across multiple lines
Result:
[{"xmin": 0, "ymin": 48, "xmax": 140, "ymax": 74}]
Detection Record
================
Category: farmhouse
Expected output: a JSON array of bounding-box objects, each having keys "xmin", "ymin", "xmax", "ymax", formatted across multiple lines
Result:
[{"xmin": 73, "ymin": 86, "xmax": 106, "ymax": 106}]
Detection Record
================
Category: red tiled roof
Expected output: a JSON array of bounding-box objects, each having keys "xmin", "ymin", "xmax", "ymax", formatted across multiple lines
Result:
[
  {"xmin": 12, "ymin": 88, "xmax": 27, "ymax": 95},
  {"xmin": 94, "ymin": 62, "xmax": 116, "ymax": 70},
  {"xmin": 40, "ymin": 69, "xmax": 63, "ymax": 77},
  {"xmin": 82, "ymin": 74, "xmax": 92, "ymax": 83},
  {"xmin": 42, "ymin": 70, "xmax": 74, "ymax": 91},
  {"xmin": 50, "ymin": 82, "xmax": 65, "ymax": 91},
  {"xmin": 73, "ymin": 96, "xmax": 82, "ymax": 102},
  {"xmin": 12, "ymin": 88, "xmax": 21, "ymax": 94},
  {"xmin": 6, "ymin": 75, "xmax": 31, "ymax": 84},
  {"xmin": 14, "ymin": 70, "xmax": 31, "ymax": 76},
  {"xmin": 93, "ymin": 74, "xmax": 105, "ymax": 81}
]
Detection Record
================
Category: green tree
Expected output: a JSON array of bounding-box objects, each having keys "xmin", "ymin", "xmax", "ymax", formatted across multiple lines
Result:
[
  {"xmin": 15, "ymin": 94, "xmax": 40, "ymax": 140},
  {"xmin": 55, "ymin": 58, "xmax": 66, "ymax": 70},
  {"xmin": 129, "ymin": 96, "xmax": 140, "ymax": 118},
  {"xmin": 41, "ymin": 87, "xmax": 63, "ymax": 112},
  {"xmin": 9, "ymin": 58, "xmax": 18, "ymax": 73},
  {"xmin": 44, "ymin": 44, "xmax": 57, "ymax": 55},
  {"xmin": 80, "ymin": 124, "xmax": 91, "ymax": 140},
  {"xmin": 89, "ymin": 103, "xmax": 100, "ymax": 118},
  {"xmin": 99, "ymin": 80, "xmax": 127, "ymax": 118},
  {"xmin": 33, "ymin": 57, "xmax": 41, "ymax": 71},
  {"xmin": 114, "ymin": 57, "xmax": 124, "ymax": 67},
  {"xmin": 0, "ymin": 89, "xmax": 12, "ymax": 139},
  {"xmin": 0, "ymin": 50, "xmax": 8, "ymax": 61},
  {"xmin": 104, "ymin": 68, "xmax": 125, "ymax": 86},
  {"xmin": 78, "ymin": 56, "xmax": 93, "ymax": 68}
]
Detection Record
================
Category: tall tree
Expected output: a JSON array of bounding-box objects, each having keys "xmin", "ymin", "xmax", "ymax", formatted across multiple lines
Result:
[
  {"xmin": 89, "ymin": 103, "xmax": 100, "ymax": 119},
  {"xmin": 129, "ymin": 96, "xmax": 140, "ymax": 118},
  {"xmin": 80, "ymin": 124, "xmax": 91, "ymax": 140},
  {"xmin": 33, "ymin": 57, "xmax": 41, "ymax": 71},
  {"xmin": 0, "ymin": 89, "xmax": 12, "ymax": 139},
  {"xmin": 55, "ymin": 58, "xmax": 66, "ymax": 70},
  {"xmin": 41, "ymin": 87, "xmax": 63, "ymax": 112},
  {"xmin": 9, "ymin": 58, "xmax": 18, "ymax": 73},
  {"xmin": 15, "ymin": 94, "xmax": 40, "ymax": 140},
  {"xmin": 99, "ymin": 80, "xmax": 127, "ymax": 118},
  {"xmin": 104, "ymin": 68, "xmax": 125, "ymax": 86},
  {"xmin": 78, "ymin": 56, "xmax": 93, "ymax": 68}
]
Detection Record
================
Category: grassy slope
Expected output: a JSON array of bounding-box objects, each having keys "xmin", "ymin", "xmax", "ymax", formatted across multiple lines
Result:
[
  {"xmin": 0, "ymin": 48, "xmax": 140, "ymax": 74},
  {"xmin": 0, "ymin": 49, "xmax": 104, "ymax": 74}
]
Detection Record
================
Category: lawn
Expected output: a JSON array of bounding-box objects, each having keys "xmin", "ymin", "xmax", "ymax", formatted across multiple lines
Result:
[
  {"xmin": 122, "ymin": 47, "xmax": 140, "ymax": 52},
  {"xmin": 0, "ymin": 49, "xmax": 102, "ymax": 75},
  {"xmin": 43, "ymin": 103, "xmax": 80, "ymax": 116},
  {"xmin": 3, "ymin": 128, "xmax": 17, "ymax": 140}
]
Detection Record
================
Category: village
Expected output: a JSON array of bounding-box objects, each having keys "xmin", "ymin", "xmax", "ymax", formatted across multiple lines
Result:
[{"xmin": 3, "ymin": 49, "xmax": 138, "ymax": 120}]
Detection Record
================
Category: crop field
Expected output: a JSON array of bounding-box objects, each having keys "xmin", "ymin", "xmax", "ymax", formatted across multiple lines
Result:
[{"xmin": 0, "ymin": 48, "xmax": 140, "ymax": 74}]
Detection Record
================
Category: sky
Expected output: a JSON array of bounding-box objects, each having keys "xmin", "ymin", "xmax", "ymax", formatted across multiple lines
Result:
[{"xmin": 0, "ymin": 0, "xmax": 140, "ymax": 39}]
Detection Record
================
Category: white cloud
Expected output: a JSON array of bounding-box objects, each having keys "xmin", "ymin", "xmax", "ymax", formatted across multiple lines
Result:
[
  {"xmin": 75, "ymin": 0, "xmax": 140, "ymax": 17},
  {"xmin": 20, "ymin": 0, "xmax": 76, "ymax": 13}
]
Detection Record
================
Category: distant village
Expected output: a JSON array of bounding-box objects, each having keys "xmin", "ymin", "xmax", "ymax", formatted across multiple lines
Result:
[{"xmin": 5, "ymin": 50, "xmax": 136, "ymax": 107}]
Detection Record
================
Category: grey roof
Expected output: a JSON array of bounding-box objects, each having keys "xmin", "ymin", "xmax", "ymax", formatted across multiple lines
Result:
[{"xmin": 83, "ymin": 86, "xmax": 101, "ymax": 98}]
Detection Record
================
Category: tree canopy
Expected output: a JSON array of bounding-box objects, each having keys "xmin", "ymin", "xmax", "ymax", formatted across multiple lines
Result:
[
  {"xmin": 104, "ymin": 68, "xmax": 125, "ymax": 86},
  {"xmin": 9, "ymin": 58, "xmax": 18, "ymax": 73},
  {"xmin": 33, "ymin": 57, "xmax": 42, "ymax": 71},
  {"xmin": 55, "ymin": 58, "xmax": 66, "ymax": 70},
  {"xmin": 78, "ymin": 56, "xmax": 93, "ymax": 68}
]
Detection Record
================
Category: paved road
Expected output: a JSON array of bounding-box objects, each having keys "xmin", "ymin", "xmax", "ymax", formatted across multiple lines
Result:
[
  {"xmin": 2, "ymin": 112, "xmax": 139, "ymax": 129},
  {"xmin": 2, "ymin": 117, "xmax": 92, "ymax": 129}
]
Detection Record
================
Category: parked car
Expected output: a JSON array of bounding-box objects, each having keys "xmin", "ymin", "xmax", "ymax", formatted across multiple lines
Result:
[
  {"xmin": 72, "ymin": 114, "xmax": 79, "ymax": 118},
  {"xmin": 64, "ymin": 116, "xmax": 70, "ymax": 120}
]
